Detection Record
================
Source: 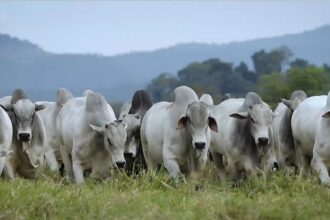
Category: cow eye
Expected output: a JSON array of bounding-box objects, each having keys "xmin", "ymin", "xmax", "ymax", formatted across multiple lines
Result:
[
  {"xmin": 251, "ymin": 118, "xmax": 255, "ymax": 123},
  {"xmin": 135, "ymin": 115, "xmax": 140, "ymax": 119}
]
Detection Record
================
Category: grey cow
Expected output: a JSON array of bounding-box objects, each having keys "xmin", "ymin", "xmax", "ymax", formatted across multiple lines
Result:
[
  {"xmin": 272, "ymin": 90, "xmax": 307, "ymax": 169},
  {"xmin": 1, "ymin": 89, "xmax": 47, "ymax": 179},
  {"xmin": 57, "ymin": 92, "xmax": 127, "ymax": 184},
  {"xmin": 36, "ymin": 88, "xmax": 74, "ymax": 171},
  {"xmin": 210, "ymin": 92, "xmax": 277, "ymax": 182}
]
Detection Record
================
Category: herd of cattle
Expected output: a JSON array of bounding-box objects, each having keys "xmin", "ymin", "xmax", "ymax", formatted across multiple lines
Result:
[{"xmin": 1, "ymin": 86, "xmax": 330, "ymax": 186}]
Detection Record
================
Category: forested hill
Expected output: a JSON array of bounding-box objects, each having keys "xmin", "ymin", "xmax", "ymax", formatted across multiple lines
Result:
[{"xmin": 1, "ymin": 25, "xmax": 329, "ymax": 101}]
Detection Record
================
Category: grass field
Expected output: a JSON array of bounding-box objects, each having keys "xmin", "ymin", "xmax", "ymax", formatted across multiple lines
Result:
[{"xmin": 1, "ymin": 169, "xmax": 330, "ymax": 220}]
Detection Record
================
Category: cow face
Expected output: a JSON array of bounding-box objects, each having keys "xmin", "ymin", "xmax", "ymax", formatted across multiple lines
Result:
[
  {"xmin": 231, "ymin": 104, "xmax": 273, "ymax": 146},
  {"xmin": 121, "ymin": 113, "xmax": 141, "ymax": 140},
  {"xmin": 177, "ymin": 102, "xmax": 218, "ymax": 151},
  {"xmin": 90, "ymin": 121, "xmax": 127, "ymax": 168},
  {"xmin": 8, "ymin": 99, "xmax": 45, "ymax": 142},
  {"xmin": 230, "ymin": 103, "xmax": 278, "ymax": 171},
  {"xmin": 249, "ymin": 104, "xmax": 273, "ymax": 146}
]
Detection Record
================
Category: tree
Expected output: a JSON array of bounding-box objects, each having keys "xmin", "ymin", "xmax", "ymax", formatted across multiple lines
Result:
[
  {"xmin": 252, "ymin": 47, "xmax": 293, "ymax": 76},
  {"xmin": 257, "ymin": 72, "xmax": 290, "ymax": 107},
  {"xmin": 234, "ymin": 62, "xmax": 257, "ymax": 82},
  {"xmin": 147, "ymin": 73, "xmax": 179, "ymax": 101},
  {"xmin": 287, "ymin": 67, "xmax": 330, "ymax": 96},
  {"xmin": 290, "ymin": 58, "xmax": 310, "ymax": 69}
]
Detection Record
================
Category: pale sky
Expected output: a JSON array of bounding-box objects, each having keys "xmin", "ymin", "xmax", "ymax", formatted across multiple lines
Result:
[{"xmin": 1, "ymin": 1, "xmax": 330, "ymax": 56}]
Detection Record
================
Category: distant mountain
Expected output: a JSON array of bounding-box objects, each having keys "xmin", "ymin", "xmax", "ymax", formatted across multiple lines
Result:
[{"xmin": 1, "ymin": 25, "xmax": 330, "ymax": 101}]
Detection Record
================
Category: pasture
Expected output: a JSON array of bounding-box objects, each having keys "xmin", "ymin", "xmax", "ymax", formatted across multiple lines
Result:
[{"xmin": 1, "ymin": 169, "xmax": 330, "ymax": 219}]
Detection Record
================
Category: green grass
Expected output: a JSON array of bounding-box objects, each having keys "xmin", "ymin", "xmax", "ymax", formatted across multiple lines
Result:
[{"xmin": 1, "ymin": 169, "xmax": 330, "ymax": 220}]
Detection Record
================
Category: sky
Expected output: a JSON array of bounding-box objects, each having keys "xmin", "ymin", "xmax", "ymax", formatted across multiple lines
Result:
[{"xmin": 0, "ymin": 1, "xmax": 330, "ymax": 56}]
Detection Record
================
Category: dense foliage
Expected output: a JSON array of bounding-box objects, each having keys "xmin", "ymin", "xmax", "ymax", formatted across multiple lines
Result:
[{"xmin": 147, "ymin": 47, "xmax": 330, "ymax": 106}]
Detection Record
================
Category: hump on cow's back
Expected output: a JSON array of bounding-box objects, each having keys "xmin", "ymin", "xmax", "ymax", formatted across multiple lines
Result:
[
  {"xmin": 173, "ymin": 86, "xmax": 198, "ymax": 105},
  {"xmin": 290, "ymin": 90, "xmax": 307, "ymax": 100},
  {"xmin": 11, "ymin": 89, "xmax": 28, "ymax": 104},
  {"xmin": 243, "ymin": 92, "xmax": 263, "ymax": 106},
  {"xmin": 85, "ymin": 93, "xmax": 108, "ymax": 112},
  {"xmin": 56, "ymin": 88, "xmax": 74, "ymax": 106},
  {"xmin": 128, "ymin": 90, "xmax": 152, "ymax": 114}
]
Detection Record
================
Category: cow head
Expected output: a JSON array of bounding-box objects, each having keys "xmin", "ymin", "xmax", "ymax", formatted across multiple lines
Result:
[
  {"xmin": 121, "ymin": 113, "xmax": 141, "ymax": 140},
  {"xmin": 176, "ymin": 102, "xmax": 218, "ymax": 151},
  {"xmin": 281, "ymin": 90, "xmax": 307, "ymax": 112},
  {"xmin": 90, "ymin": 121, "xmax": 127, "ymax": 168},
  {"xmin": 230, "ymin": 103, "xmax": 278, "ymax": 172},
  {"xmin": 2, "ymin": 99, "xmax": 45, "ymax": 142}
]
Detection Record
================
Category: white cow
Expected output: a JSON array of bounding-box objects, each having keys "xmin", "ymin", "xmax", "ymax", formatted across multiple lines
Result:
[
  {"xmin": 291, "ymin": 93, "xmax": 330, "ymax": 182},
  {"xmin": 311, "ymin": 92, "xmax": 330, "ymax": 186},
  {"xmin": 57, "ymin": 92, "xmax": 127, "ymax": 184},
  {"xmin": 210, "ymin": 92, "xmax": 277, "ymax": 182},
  {"xmin": 272, "ymin": 90, "xmax": 307, "ymax": 169},
  {"xmin": 36, "ymin": 88, "xmax": 74, "ymax": 171},
  {"xmin": 1, "ymin": 89, "xmax": 47, "ymax": 179},
  {"xmin": 141, "ymin": 86, "xmax": 218, "ymax": 181},
  {"xmin": 0, "ymin": 104, "xmax": 13, "ymax": 176}
]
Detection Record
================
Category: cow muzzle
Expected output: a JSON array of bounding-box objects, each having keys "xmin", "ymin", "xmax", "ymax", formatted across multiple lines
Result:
[
  {"xmin": 194, "ymin": 142, "xmax": 206, "ymax": 150},
  {"xmin": 257, "ymin": 137, "xmax": 269, "ymax": 146},
  {"xmin": 115, "ymin": 161, "xmax": 126, "ymax": 169},
  {"xmin": 18, "ymin": 133, "xmax": 31, "ymax": 142}
]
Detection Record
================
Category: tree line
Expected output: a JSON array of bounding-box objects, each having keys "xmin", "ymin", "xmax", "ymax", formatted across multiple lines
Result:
[{"xmin": 146, "ymin": 46, "xmax": 330, "ymax": 107}]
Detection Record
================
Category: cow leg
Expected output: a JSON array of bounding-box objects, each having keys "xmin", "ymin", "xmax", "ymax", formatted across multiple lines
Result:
[
  {"xmin": 60, "ymin": 146, "xmax": 74, "ymax": 181},
  {"xmin": 301, "ymin": 154, "xmax": 311, "ymax": 177},
  {"xmin": 311, "ymin": 155, "xmax": 330, "ymax": 186},
  {"xmin": 143, "ymin": 148, "xmax": 157, "ymax": 171},
  {"xmin": 210, "ymin": 150, "xmax": 226, "ymax": 181},
  {"xmin": 164, "ymin": 157, "xmax": 184, "ymax": 182},
  {"xmin": 3, "ymin": 159, "xmax": 15, "ymax": 180},
  {"xmin": 72, "ymin": 160, "xmax": 84, "ymax": 184},
  {"xmin": 242, "ymin": 157, "xmax": 256, "ymax": 179},
  {"xmin": 227, "ymin": 157, "xmax": 239, "ymax": 182},
  {"xmin": 0, "ymin": 157, "xmax": 5, "ymax": 175},
  {"xmin": 44, "ymin": 147, "xmax": 59, "ymax": 172}
]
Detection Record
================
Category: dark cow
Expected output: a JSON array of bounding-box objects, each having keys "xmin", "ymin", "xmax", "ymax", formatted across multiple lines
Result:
[{"xmin": 121, "ymin": 90, "xmax": 152, "ymax": 175}]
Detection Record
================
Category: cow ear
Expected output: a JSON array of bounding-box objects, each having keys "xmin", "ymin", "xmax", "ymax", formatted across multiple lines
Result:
[
  {"xmin": 176, "ymin": 116, "xmax": 189, "ymax": 129},
  {"xmin": 281, "ymin": 98, "xmax": 292, "ymax": 109},
  {"xmin": 90, "ymin": 124, "xmax": 105, "ymax": 134},
  {"xmin": 208, "ymin": 116, "xmax": 218, "ymax": 133},
  {"xmin": 229, "ymin": 112, "xmax": 248, "ymax": 119},
  {"xmin": 322, "ymin": 111, "xmax": 330, "ymax": 118},
  {"xmin": 35, "ymin": 104, "xmax": 46, "ymax": 111},
  {"xmin": 0, "ymin": 104, "xmax": 13, "ymax": 112}
]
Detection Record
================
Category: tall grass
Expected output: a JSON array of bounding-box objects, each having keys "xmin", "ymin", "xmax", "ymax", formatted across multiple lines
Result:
[{"xmin": 0, "ymin": 169, "xmax": 330, "ymax": 219}]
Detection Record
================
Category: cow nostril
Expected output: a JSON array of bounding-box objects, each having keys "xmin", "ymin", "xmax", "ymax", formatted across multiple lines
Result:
[
  {"xmin": 124, "ymin": 152, "xmax": 133, "ymax": 159},
  {"xmin": 273, "ymin": 162, "xmax": 279, "ymax": 171},
  {"xmin": 116, "ymin": 162, "xmax": 126, "ymax": 168},
  {"xmin": 195, "ymin": 142, "xmax": 206, "ymax": 150},
  {"xmin": 258, "ymin": 137, "xmax": 269, "ymax": 145},
  {"xmin": 19, "ymin": 133, "xmax": 30, "ymax": 142}
]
